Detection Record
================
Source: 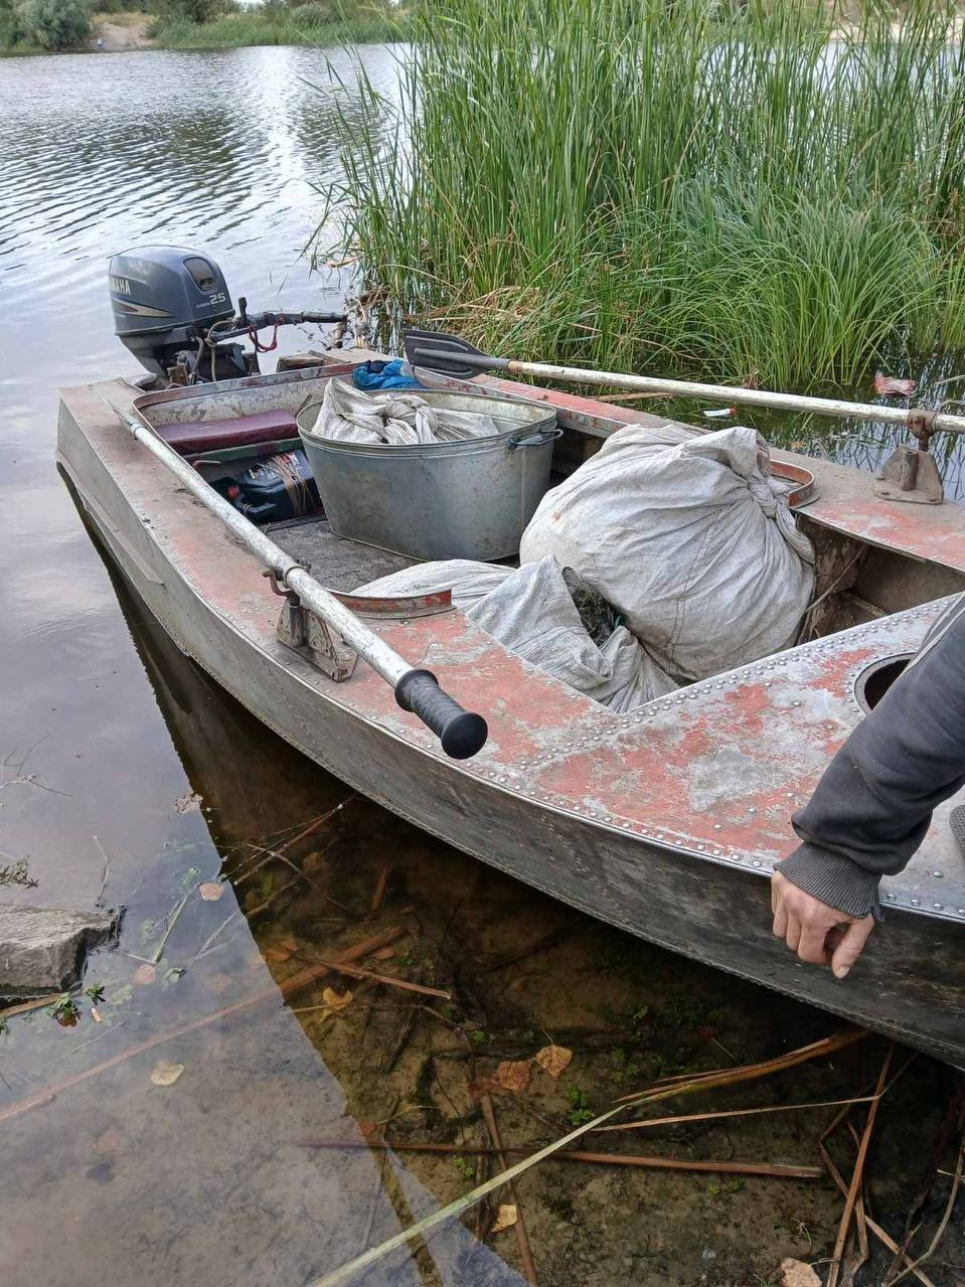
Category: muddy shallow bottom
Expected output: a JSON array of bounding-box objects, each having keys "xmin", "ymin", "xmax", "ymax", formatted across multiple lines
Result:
[{"xmin": 2, "ymin": 567, "xmax": 963, "ymax": 1287}]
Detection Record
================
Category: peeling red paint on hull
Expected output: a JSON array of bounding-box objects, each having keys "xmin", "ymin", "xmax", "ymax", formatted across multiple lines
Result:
[{"xmin": 56, "ymin": 373, "xmax": 965, "ymax": 1067}]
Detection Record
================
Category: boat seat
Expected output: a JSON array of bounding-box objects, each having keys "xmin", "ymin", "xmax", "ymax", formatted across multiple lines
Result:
[{"xmin": 158, "ymin": 409, "xmax": 299, "ymax": 455}]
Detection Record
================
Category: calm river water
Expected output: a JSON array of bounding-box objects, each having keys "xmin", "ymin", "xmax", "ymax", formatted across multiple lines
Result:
[{"xmin": 0, "ymin": 44, "xmax": 960, "ymax": 1287}]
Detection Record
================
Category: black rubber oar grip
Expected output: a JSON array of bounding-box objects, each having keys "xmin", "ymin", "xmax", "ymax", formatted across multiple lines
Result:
[{"xmin": 395, "ymin": 669, "xmax": 488, "ymax": 760}]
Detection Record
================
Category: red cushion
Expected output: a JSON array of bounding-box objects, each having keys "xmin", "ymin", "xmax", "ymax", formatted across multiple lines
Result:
[{"xmin": 159, "ymin": 409, "xmax": 299, "ymax": 454}]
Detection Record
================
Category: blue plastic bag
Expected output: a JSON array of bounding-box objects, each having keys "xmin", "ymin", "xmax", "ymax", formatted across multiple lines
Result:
[{"xmin": 352, "ymin": 359, "xmax": 423, "ymax": 391}]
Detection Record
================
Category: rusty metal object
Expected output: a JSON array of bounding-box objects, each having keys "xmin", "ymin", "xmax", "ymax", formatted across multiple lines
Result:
[
  {"xmin": 330, "ymin": 589, "xmax": 454, "ymax": 619},
  {"xmin": 772, "ymin": 461, "xmax": 817, "ymax": 508},
  {"xmin": 267, "ymin": 570, "xmax": 358, "ymax": 682},
  {"xmin": 280, "ymin": 584, "xmax": 456, "ymax": 669},
  {"xmin": 875, "ymin": 443, "xmax": 944, "ymax": 505},
  {"xmin": 274, "ymin": 587, "xmax": 358, "ymax": 683},
  {"xmin": 873, "ymin": 410, "xmax": 944, "ymax": 504}
]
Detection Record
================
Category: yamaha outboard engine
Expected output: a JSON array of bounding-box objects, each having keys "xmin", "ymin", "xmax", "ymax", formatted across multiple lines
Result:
[{"xmin": 109, "ymin": 246, "xmax": 247, "ymax": 382}]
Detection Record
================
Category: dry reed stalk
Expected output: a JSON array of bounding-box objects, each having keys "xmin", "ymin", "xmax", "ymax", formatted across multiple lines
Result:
[
  {"xmin": 0, "ymin": 996, "xmax": 54, "ymax": 1021},
  {"xmin": 194, "ymin": 871, "xmax": 304, "ymax": 958},
  {"xmin": 309, "ymin": 958, "xmax": 450, "ymax": 1000},
  {"xmin": 371, "ymin": 866, "xmax": 389, "ymax": 912},
  {"xmin": 845, "ymin": 1120, "xmax": 870, "ymax": 1280},
  {"xmin": 236, "ymin": 797, "xmax": 354, "ymax": 883},
  {"xmin": 243, "ymin": 841, "xmax": 354, "ymax": 915},
  {"xmin": 599, "ymin": 1096, "xmax": 876, "ymax": 1135},
  {"xmin": 615, "ymin": 1030, "xmax": 868, "ymax": 1105},
  {"xmin": 480, "ymin": 1093, "xmax": 538, "ymax": 1285},
  {"xmin": 233, "ymin": 808, "xmax": 336, "ymax": 878},
  {"xmin": 298, "ymin": 1138, "xmax": 824, "ymax": 1180},
  {"xmin": 889, "ymin": 1122, "xmax": 965, "ymax": 1287},
  {"xmin": 820, "ymin": 1135, "xmax": 937, "ymax": 1287},
  {"xmin": 827, "ymin": 1045, "xmax": 895, "ymax": 1287},
  {"xmin": 150, "ymin": 889, "xmax": 193, "ymax": 966}
]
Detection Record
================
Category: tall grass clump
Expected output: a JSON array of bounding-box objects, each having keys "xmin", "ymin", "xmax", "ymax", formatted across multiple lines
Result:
[
  {"xmin": 329, "ymin": 0, "xmax": 965, "ymax": 391},
  {"xmin": 0, "ymin": 0, "xmax": 90, "ymax": 50}
]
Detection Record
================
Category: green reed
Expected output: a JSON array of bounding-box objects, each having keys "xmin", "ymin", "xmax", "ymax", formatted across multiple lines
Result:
[{"xmin": 326, "ymin": 0, "xmax": 965, "ymax": 390}]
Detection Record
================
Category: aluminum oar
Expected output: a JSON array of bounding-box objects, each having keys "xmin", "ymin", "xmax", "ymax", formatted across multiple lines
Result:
[
  {"xmin": 102, "ymin": 398, "xmax": 488, "ymax": 760},
  {"xmin": 404, "ymin": 328, "xmax": 965, "ymax": 437}
]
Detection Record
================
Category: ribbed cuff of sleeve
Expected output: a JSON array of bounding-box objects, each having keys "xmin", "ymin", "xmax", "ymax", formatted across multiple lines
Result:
[{"xmin": 775, "ymin": 844, "xmax": 883, "ymax": 920}]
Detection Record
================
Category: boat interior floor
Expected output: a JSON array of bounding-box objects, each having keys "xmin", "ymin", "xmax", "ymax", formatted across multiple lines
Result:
[{"xmin": 265, "ymin": 515, "xmax": 417, "ymax": 593}]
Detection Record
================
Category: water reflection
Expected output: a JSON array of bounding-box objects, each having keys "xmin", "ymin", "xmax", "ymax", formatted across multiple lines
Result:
[
  {"xmin": 0, "ymin": 45, "xmax": 403, "ymax": 313},
  {"xmin": 0, "ymin": 45, "xmax": 400, "ymax": 913}
]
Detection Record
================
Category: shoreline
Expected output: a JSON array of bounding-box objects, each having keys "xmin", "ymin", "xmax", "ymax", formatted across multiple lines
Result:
[{"xmin": 1, "ymin": 10, "xmax": 407, "ymax": 57}]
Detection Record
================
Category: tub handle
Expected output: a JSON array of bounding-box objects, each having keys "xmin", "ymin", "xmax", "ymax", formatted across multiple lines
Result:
[{"xmin": 506, "ymin": 425, "xmax": 563, "ymax": 452}]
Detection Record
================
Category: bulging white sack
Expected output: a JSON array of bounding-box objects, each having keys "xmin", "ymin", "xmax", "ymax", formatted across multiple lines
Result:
[
  {"xmin": 356, "ymin": 558, "xmax": 515, "ymax": 610},
  {"xmin": 356, "ymin": 556, "xmax": 677, "ymax": 712},
  {"xmin": 519, "ymin": 424, "xmax": 814, "ymax": 681},
  {"xmin": 306, "ymin": 379, "xmax": 500, "ymax": 446}
]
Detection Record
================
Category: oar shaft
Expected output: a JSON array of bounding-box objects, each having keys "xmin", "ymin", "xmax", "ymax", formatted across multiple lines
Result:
[
  {"xmin": 411, "ymin": 344, "xmax": 965, "ymax": 435},
  {"xmin": 102, "ymin": 397, "xmax": 488, "ymax": 760},
  {"xmin": 505, "ymin": 360, "xmax": 965, "ymax": 435}
]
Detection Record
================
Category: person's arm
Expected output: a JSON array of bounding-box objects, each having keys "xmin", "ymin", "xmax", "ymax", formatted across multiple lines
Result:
[{"xmin": 772, "ymin": 595, "xmax": 965, "ymax": 975}]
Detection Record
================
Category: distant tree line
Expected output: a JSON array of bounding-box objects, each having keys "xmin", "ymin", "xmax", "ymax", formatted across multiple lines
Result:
[
  {"xmin": 0, "ymin": 0, "xmax": 396, "ymax": 52},
  {"xmin": 154, "ymin": 0, "xmax": 376, "ymax": 25}
]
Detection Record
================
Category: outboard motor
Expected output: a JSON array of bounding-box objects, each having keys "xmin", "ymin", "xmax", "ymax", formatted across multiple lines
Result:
[
  {"xmin": 109, "ymin": 245, "xmax": 348, "ymax": 386},
  {"xmin": 109, "ymin": 246, "xmax": 248, "ymax": 382}
]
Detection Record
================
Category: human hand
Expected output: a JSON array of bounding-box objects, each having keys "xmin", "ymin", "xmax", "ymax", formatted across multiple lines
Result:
[{"xmin": 770, "ymin": 872, "xmax": 874, "ymax": 979}]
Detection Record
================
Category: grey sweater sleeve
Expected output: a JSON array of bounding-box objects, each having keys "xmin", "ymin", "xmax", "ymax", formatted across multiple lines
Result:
[{"xmin": 775, "ymin": 596, "xmax": 965, "ymax": 918}]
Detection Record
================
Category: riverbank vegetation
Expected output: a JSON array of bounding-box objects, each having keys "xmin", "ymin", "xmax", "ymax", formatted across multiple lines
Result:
[
  {"xmin": 0, "ymin": 0, "xmax": 404, "ymax": 55},
  {"xmin": 0, "ymin": 0, "xmax": 91, "ymax": 51},
  {"xmin": 332, "ymin": 0, "xmax": 965, "ymax": 393},
  {"xmin": 151, "ymin": 0, "xmax": 405, "ymax": 50}
]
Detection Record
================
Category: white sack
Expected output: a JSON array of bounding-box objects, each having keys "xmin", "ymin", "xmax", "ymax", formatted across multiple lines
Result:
[
  {"xmin": 306, "ymin": 378, "xmax": 500, "ymax": 446},
  {"xmin": 519, "ymin": 424, "xmax": 814, "ymax": 681},
  {"xmin": 467, "ymin": 558, "xmax": 678, "ymax": 712},
  {"xmin": 356, "ymin": 559, "xmax": 515, "ymax": 611},
  {"xmin": 356, "ymin": 557, "xmax": 677, "ymax": 712}
]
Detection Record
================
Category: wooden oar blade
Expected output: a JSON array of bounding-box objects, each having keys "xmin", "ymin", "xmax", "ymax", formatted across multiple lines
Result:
[{"xmin": 403, "ymin": 328, "xmax": 496, "ymax": 379}]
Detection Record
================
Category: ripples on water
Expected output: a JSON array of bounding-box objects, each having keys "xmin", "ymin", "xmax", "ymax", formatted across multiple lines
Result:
[
  {"xmin": 0, "ymin": 45, "xmax": 401, "ymax": 902},
  {"xmin": 0, "ymin": 46, "xmax": 401, "ymax": 323}
]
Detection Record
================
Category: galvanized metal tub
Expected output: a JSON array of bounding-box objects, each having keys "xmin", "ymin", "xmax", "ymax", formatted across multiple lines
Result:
[{"xmin": 297, "ymin": 389, "xmax": 561, "ymax": 561}]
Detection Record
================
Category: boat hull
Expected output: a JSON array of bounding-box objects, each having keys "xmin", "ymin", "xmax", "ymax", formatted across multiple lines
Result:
[{"xmin": 58, "ymin": 384, "xmax": 965, "ymax": 1068}]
